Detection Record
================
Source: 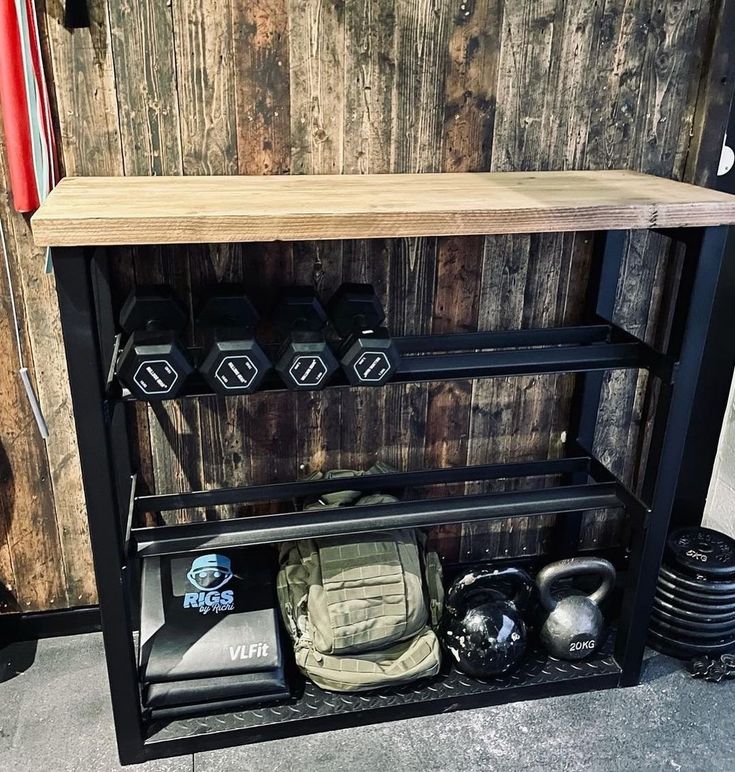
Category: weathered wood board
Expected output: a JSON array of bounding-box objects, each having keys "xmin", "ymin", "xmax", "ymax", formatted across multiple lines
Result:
[
  {"xmin": 0, "ymin": 0, "xmax": 729, "ymax": 610},
  {"xmin": 32, "ymin": 172, "xmax": 735, "ymax": 246},
  {"xmin": 0, "ymin": 111, "xmax": 95, "ymax": 612}
]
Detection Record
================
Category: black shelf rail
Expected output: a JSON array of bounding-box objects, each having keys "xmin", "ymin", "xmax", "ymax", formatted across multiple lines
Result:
[
  {"xmin": 132, "ymin": 455, "xmax": 648, "ymax": 557},
  {"xmin": 49, "ymin": 222, "xmax": 735, "ymax": 765},
  {"xmin": 134, "ymin": 483, "xmax": 625, "ymax": 557},
  {"xmin": 109, "ymin": 323, "xmax": 674, "ymax": 402},
  {"xmin": 136, "ymin": 455, "xmax": 593, "ymax": 512}
]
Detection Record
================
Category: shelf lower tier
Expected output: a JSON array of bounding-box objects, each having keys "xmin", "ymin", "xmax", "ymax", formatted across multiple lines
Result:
[{"xmin": 143, "ymin": 642, "xmax": 621, "ymax": 758}]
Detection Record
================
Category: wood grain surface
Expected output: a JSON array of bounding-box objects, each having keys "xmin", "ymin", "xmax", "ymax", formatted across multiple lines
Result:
[{"xmin": 32, "ymin": 170, "xmax": 735, "ymax": 246}]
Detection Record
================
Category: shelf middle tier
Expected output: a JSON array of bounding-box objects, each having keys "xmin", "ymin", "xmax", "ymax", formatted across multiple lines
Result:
[
  {"xmin": 113, "ymin": 323, "xmax": 673, "ymax": 402},
  {"xmin": 132, "ymin": 456, "xmax": 647, "ymax": 558}
]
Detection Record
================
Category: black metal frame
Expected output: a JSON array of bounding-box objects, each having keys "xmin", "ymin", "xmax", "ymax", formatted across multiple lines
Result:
[
  {"xmin": 669, "ymin": 105, "xmax": 735, "ymax": 530},
  {"xmin": 50, "ymin": 222, "xmax": 733, "ymax": 764},
  {"xmin": 0, "ymin": 605, "xmax": 101, "ymax": 642}
]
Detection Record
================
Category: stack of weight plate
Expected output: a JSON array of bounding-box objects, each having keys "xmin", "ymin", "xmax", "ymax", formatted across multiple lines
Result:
[{"xmin": 649, "ymin": 526, "xmax": 735, "ymax": 659}]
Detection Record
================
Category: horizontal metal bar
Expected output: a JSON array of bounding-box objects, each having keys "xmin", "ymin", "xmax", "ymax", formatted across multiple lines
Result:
[
  {"xmin": 650, "ymin": 227, "xmax": 695, "ymax": 244},
  {"xmin": 135, "ymin": 457, "xmax": 591, "ymax": 513},
  {"xmin": 133, "ymin": 482, "xmax": 624, "ymax": 557},
  {"xmin": 0, "ymin": 606, "xmax": 102, "ymax": 643},
  {"xmin": 606, "ymin": 323, "xmax": 675, "ymax": 382},
  {"xmin": 395, "ymin": 324, "xmax": 612, "ymax": 354},
  {"xmin": 114, "ymin": 324, "xmax": 673, "ymax": 402},
  {"xmin": 396, "ymin": 341, "xmax": 647, "ymax": 380},
  {"xmin": 583, "ymin": 452, "xmax": 651, "ymax": 524}
]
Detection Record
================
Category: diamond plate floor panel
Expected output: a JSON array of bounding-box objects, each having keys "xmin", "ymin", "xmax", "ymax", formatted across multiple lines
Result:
[{"xmin": 147, "ymin": 638, "xmax": 620, "ymax": 746}]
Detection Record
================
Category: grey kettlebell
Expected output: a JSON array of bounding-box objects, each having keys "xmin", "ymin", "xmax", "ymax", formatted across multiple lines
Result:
[{"xmin": 536, "ymin": 557, "xmax": 616, "ymax": 660}]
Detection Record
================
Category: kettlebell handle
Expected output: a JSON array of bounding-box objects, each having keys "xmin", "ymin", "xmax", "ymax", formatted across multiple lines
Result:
[
  {"xmin": 536, "ymin": 557, "xmax": 616, "ymax": 613},
  {"xmin": 446, "ymin": 566, "xmax": 535, "ymax": 618}
]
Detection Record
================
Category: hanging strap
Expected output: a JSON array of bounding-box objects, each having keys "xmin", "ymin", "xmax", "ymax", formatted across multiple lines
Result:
[{"xmin": 64, "ymin": 0, "xmax": 89, "ymax": 29}]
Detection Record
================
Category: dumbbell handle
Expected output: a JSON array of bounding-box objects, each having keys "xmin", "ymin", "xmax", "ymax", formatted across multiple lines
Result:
[
  {"xmin": 141, "ymin": 319, "xmax": 168, "ymax": 333},
  {"xmin": 290, "ymin": 315, "xmax": 321, "ymax": 333},
  {"xmin": 345, "ymin": 313, "xmax": 375, "ymax": 334},
  {"xmin": 274, "ymin": 289, "xmax": 328, "ymax": 335},
  {"xmin": 537, "ymin": 557, "xmax": 616, "ymax": 613}
]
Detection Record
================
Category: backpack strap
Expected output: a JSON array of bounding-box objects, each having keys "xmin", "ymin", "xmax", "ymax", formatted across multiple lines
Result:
[
  {"xmin": 303, "ymin": 462, "xmax": 399, "ymax": 509},
  {"xmin": 415, "ymin": 530, "xmax": 444, "ymax": 627}
]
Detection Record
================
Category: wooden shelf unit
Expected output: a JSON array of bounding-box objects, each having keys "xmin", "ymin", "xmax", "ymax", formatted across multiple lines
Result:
[
  {"xmin": 34, "ymin": 170, "xmax": 735, "ymax": 765},
  {"xmin": 32, "ymin": 170, "xmax": 735, "ymax": 245}
]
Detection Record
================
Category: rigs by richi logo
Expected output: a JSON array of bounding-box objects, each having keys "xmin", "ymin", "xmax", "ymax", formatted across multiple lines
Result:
[{"xmin": 183, "ymin": 553, "xmax": 235, "ymax": 614}]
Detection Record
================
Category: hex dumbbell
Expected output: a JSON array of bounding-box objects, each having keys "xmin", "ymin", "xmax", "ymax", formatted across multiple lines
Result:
[
  {"xmin": 196, "ymin": 286, "xmax": 271, "ymax": 395},
  {"xmin": 116, "ymin": 285, "xmax": 194, "ymax": 400},
  {"xmin": 327, "ymin": 283, "xmax": 400, "ymax": 386},
  {"xmin": 273, "ymin": 288, "xmax": 338, "ymax": 390}
]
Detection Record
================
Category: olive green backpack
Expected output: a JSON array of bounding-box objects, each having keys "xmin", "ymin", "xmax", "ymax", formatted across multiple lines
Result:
[{"xmin": 277, "ymin": 467, "xmax": 444, "ymax": 692}]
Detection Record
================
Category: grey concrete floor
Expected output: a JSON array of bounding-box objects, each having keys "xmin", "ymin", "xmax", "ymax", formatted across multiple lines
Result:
[{"xmin": 0, "ymin": 632, "xmax": 733, "ymax": 771}]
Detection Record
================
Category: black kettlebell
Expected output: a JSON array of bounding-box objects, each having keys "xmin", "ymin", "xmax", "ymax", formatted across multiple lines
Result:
[
  {"xmin": 536, "ymin": 557, "xmax": 616, "ymax": 660},
  {"xmin": 439, "ymin": 567, "xmax": 536, "ymax": 678}
]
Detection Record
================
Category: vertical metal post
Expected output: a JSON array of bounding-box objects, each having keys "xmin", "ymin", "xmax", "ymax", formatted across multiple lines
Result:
[
  {"xmin": 668, "ymin": 226, "xmax": 735, "ymax": 527},
  {"xmin": 89, "ymin": 249, "xmax": 136, "ymax": 531},
  {"xmin": 616, "ymin": 225, "xmax": 730, "ymax": 685},
  {"xmin": 559, "ymin": 230, "xmax": 627, "ymax": 554},
  {"xmin": 638, "ymin": 229, "xmax": 697, "ymax": 504},
  {"xmin": 53, "ymin": 247, "xmax": 145, "ymax": 764},
  {"xmin": 670, "ymin": 93, "xmax": 735, "ymax": 526}
]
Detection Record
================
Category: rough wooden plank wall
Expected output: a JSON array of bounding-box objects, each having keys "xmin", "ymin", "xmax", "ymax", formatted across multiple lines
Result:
[
  {"xmin": 0, "ymin": 86, "xmax": 94, "ymax": 612},
  {"xmin": 0, "ymin": 0, "xmax": 724, "ymax": 610}
]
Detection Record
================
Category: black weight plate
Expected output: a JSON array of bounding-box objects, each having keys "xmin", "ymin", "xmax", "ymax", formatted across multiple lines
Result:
[
  {"xmin": 647, "ymin": 635, "xmax": 689, "ymax": 659},
  {"xmin": 659, "ymin": 565, "xmax": 735, "ymax": 594},
  {"xmin": 648, "ymin": 627, "xmax": 735, "ymax": 659},
  {"xmin": 648, "ymin": 630, "xmax": 735, "ymax": 659},
  {"xmin": 655, "ymin": 585, "xmax": 735, "ymax": 614},
  {"xmin": 651, "ymin": 608, "xmax": 735, "ymax": 638},
  {"xmin": 666, "ymin": 527, "xmax": 735, "ymax": 579},
  {"xmin": 653, "ymin": 593, "xmax": 735, "ymax": 623},
  {"xmin": 656, "ymin": 574, "xmax": 735, "ymax": 604},
  {"xmin": 650, "ymin": 611, "xmax": 735, "ymax": 638},
  {"xmin": 649, "ymin": 624, "xmax": 735, "ymax": 650}
]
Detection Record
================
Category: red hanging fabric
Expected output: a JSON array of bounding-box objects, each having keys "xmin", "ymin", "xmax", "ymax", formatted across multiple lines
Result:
[{"xmin": 0, "ymin": 0, "xmax": 40, "ymax": 212}]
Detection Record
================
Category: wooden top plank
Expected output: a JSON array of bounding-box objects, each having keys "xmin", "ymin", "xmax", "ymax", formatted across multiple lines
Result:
[{"xmin": 31, "ymin": 170, "xmax": 735, "ymax": 247}]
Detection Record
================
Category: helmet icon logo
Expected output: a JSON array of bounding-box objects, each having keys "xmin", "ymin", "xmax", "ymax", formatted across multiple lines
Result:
[{"xmin": 186, "ymin": 553, "xmax": 233, "ymax": 591}]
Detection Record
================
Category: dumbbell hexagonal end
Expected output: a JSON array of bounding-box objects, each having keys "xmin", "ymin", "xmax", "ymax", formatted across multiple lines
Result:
[
  {"xmin": 200, "ymin": 337, "xmax": 271, "ymax": 394},
  {"xmin": 120, "ymin": 285, "xmax": 188, "ymax": 334},
  {"xmin": 341, "ymin": 330, "xmax": 400, "ymax": 386},
  {"xmin": 273, "ymin": 289, "xmax": 328, "ymax": 334},
  {"xmin": 327, "ymin": 283, "xmax": 386, "ymax": 337},
  {"xmin": 116, "ymin": 332, "xmax": 194, "ymax": 400},
  {"xmin": 275, "ymin": 335, "xmax": 339, "ymax": 390},
  {"xmin": 197, "ymin": 287, "xmax": 259, "ymax": 329}
]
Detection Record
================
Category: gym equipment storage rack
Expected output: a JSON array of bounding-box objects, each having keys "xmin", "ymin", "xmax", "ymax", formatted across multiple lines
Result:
[{"xmin": 32, "ymin": 170, "xmax": 735, "ymax": 764}]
